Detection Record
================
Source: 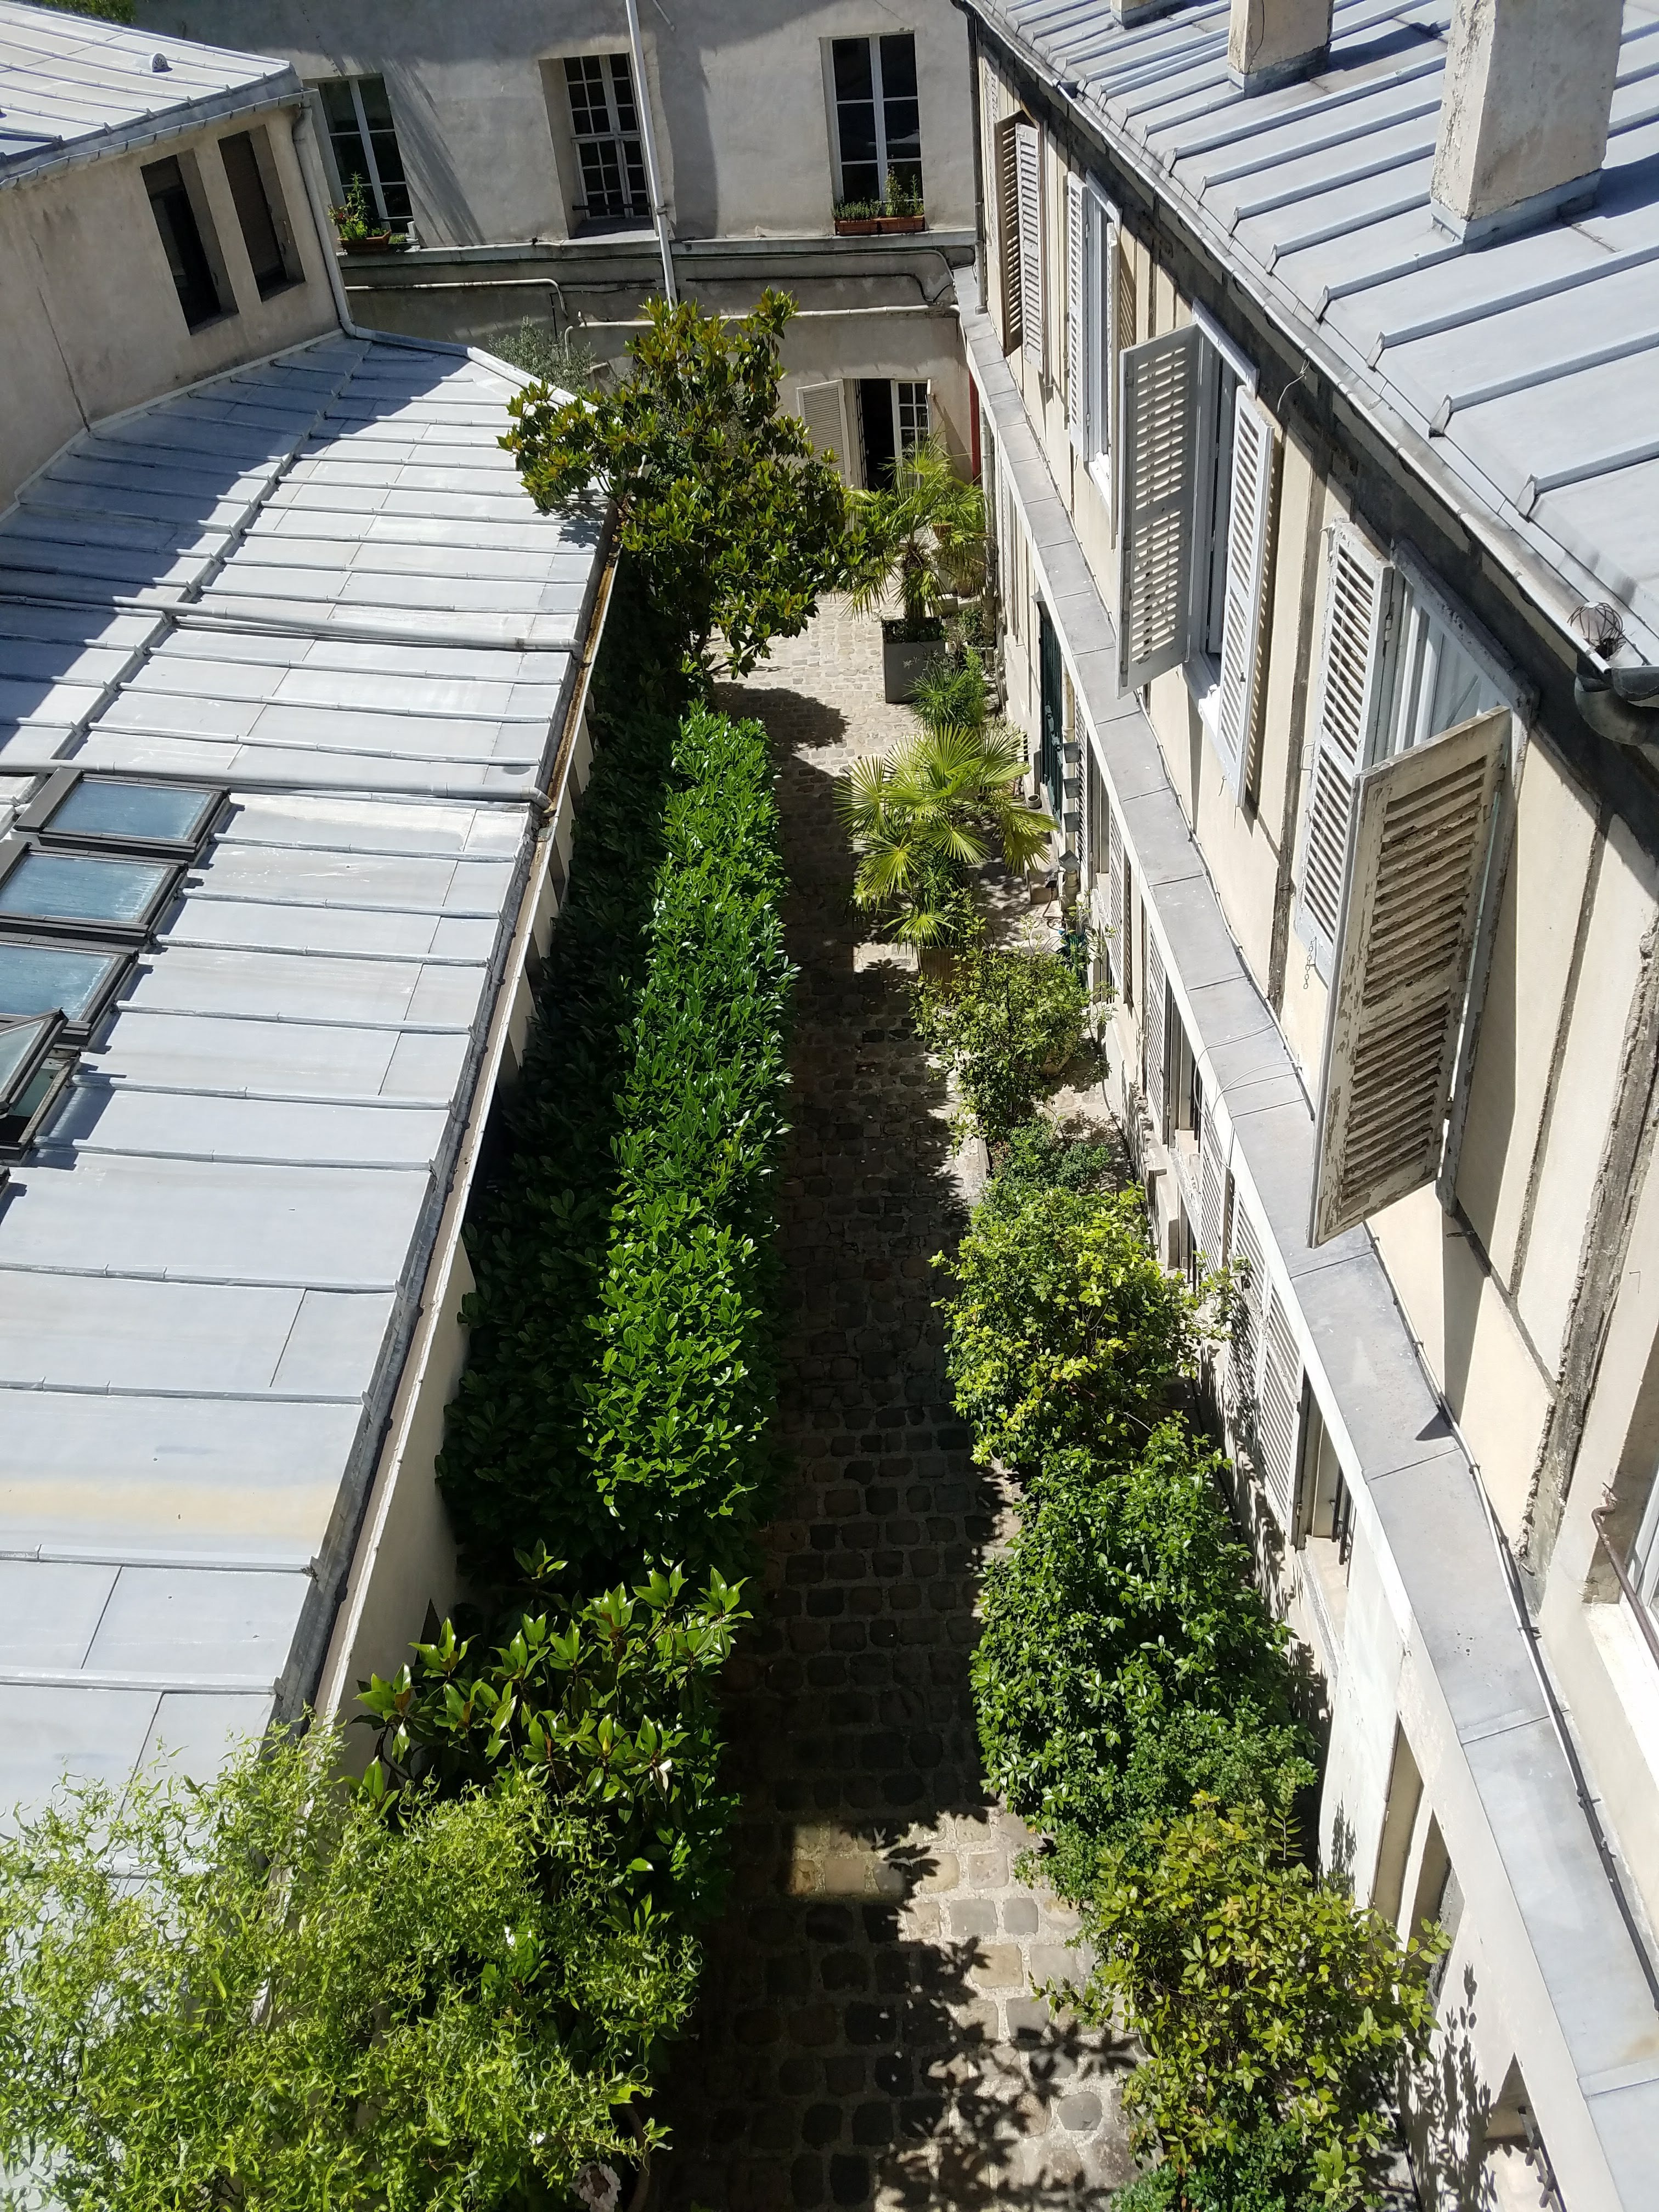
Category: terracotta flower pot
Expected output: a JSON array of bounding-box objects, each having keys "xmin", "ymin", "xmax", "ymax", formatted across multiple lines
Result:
[
  {"xmin": 833, "ymin": 217, "xmax": 882, "ymax": 236},
  {"xmin": 875, "ymin": 213, "xmax": 926, "ymax": 234},
  {"xmin": 342, "ymin": 232, "xmax": 398, "ymax": 255}
]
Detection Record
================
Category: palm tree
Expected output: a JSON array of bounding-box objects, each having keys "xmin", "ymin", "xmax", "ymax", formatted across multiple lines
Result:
[
  {"xmin": 848, "ymin": 435, "xmax": 987, "ymax": 634},
  {"xmin": 838, "ymin": 721, "xmax": 1053, "ymax": 946}
]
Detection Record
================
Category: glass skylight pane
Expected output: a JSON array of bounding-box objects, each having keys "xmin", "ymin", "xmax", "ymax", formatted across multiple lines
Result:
[
  {"xmin": 0, "ymin": 850, "xmax": 169, "ymax": 925},
  {"xmin": 0, "ymin": 944, "xmax": 117, "ymax": 1023},
  {"xmin": 0, "ymin": 1015, "xmax": 51, "ymax": 1098},
  {"xmin": 49, "ymin": 780, "xmax": 213, "ymax": 845}
]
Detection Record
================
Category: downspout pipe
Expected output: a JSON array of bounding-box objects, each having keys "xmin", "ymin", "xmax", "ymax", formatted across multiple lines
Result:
[
  {"xmin": 291, "ymin": 105, "xmax": 373, "ymax": 339},
  {"xmin": 622, "ymin": 0, "xmax": 678, "ymax": 306},
  {"xmin": 1575, "ymin": 654, "xmax": 1659, "ymax": 759}
]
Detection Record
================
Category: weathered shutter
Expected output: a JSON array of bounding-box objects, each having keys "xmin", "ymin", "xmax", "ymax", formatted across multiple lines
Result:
[
  {"xmin": 1107, "ymin": 805, "xmax": 1125, "ymax": 994},
  {"xmin": 1066, "ymin": 171, "xmax": 1086, "ymax": 449},
  {"xmin": 1214, "ymin": 389, "xmax": 1276, "ymax": 799},
  {"xmin": 1295, "ymin": 524, "xmax": 1397, "ymax": 979},
  {"xmin": 1227, "ymin": 1196, "xmax": 1264, "ymax": 1429},
  {"xmin": 1015, "ymin": 119, "xmax": 1042, "ymax": 373},
  {"xmin": 1118, "ymin": 326, "xmax": 1200, "ymax": 690},
  {"xmin": 995, "ymin": 116, "xmax": 1024, "ymax": 352},
  {"xmin": 797, "ymin": 381, "xmax": 850, "ymax": 483},
  {"xmin": 1257, "ymin": 1288, "xmax": 1302, "ymax": 1525},
  {"xmin": 1108, "ymin": 230, "xmax": 1136, "ymax": 534},
  {"xmin": 1198, "ymin": 1104, "xmax": 1227, "ymax": 1269},
  {"xmin": 1309, "ymin": 706, "xmax": 1508, "ymax": 1245},
  {"xmin": 1143, "ymin": 932, "xmax": 1167, "ymax": 1141}
]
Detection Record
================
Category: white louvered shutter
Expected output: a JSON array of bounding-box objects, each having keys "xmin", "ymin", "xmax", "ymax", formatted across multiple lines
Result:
[
  {"xmin": 1309, "ymin": 706, "xmax": 1508, "ymax": 1246},
  {"xmin": 1118, "ymin": 327, "xmax": 1200, "ymax": 690},
  {"xmin": 1227, "ymin": 1197, "xmax": 1264, "ymax": 1432},
  {"xmin": 1066, "ymin": 172, "xmax": 1086, "ymax": 449},
  {"xmin": 1256, "ymin": 1288, "xmax": 1302, "ymax": 1525},
  {"xmin": 1107, "ymin": 229, "xmax": 1136, "ymax": 535},
  {"xmin": 797, "ymin": 381, "xmax": 850, "ymax": 484},
  {"xmin": 1295, "ymin": 524, "xmax": 1397, "ymax": 978},
  {"xmin": 1143, "ymin": 933, "xmax": 1168, "ymax": 1141},
  {"xmin": 1198, "ymin": 1104, "xmax": 1227, "ymax": 1271},
  {"xmin": 995, "ymin": 116, "xmax": 1024, "ymax": 352},
  {"xmin": 1107, "ymin": 806, "xmax": 1125, "ymax": 994},
  {"xmin": 1214, "ymin": 389, "xmax": 1276, "ymax": 799},
  {"xmin": 1015, "ymin": 119, "xmax": 1042, "ymax": 372}
]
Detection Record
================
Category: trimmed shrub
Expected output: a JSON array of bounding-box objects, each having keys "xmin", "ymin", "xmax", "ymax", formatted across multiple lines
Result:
[
  {"xmin": 939, "ymin": 1180, "xmax": 1203, "ymax": 1471},
  {"xmin": 973, "ymin": 1427, "xmax": 1313, "ymax": 1848}
]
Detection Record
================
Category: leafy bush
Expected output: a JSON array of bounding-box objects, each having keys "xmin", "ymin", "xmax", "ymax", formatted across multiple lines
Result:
[
  {"xmin": 940, "ymin": 1180, "xmax": 1203, "ymax": 1470},
  {"xmin": 441, "ymin": 635, "xmax": 792, "ymax": 1589},
  {"xmin": 847, "ymin": 433, "xmax": 985, "ymax": 631},
  {"xmin": 505, "ymin": 291, "xmax": 850, "ymax": 677},
  {"xmin": 492, "ymin": 318, "xmax": 607, "ymax": 391},
  {"xmin": 995, "ymin": 1115, "xmax": 1124, "ymax": 1195},
  {"xmin": 0, "ymin": 1726, "xmax": 687, "ymax": 2211},
  {"xmin": 973, "ymin": 1427, "xmax": 1313, "ymax": 1846},
  {"xmin": 1063, "ymin": 1798, "xmax": 1443, "ymax": 2211},
  {"xmin": 913, "ymin": 943, "xmax": 1088, "ymax": 1144},
  {"xmin": 910, "ymin": 646, "xmax": 990, "ymax": 733}
]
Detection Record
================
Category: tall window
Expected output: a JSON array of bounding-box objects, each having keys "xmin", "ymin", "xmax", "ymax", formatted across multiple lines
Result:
[
  {"xmin": 1378, "ymin": 581, "xmax": 1503, "ymax": 759},
  {"xmin": 318, "ymin": 75, "xmax": 410, "ymax": 227},
  {"xmin": 142, "ymin": 155, "xmax": 222, "ymax": 329},
  {"xmin": 831, "ymin": 34, "xmax": 922, "ymax": 206},
  {"xmin": 1192, "ymin": 345, "xmax": 1242, "ymax": 670},
  {"xmin": 895, "ymin": 381, "xmax": 930, "ymax": 454},
  {"xmin": 565, "ymin": 54, "xmax": 648, "ymax": 226},
  {"xmin": 219, "ymin": 129, "xmax": 293, "ymax": 298}
]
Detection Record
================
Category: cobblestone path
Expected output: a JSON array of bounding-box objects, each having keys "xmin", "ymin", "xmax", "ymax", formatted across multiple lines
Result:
[{"xmin": 650, "ymin": 607, "xmax": 1133, "ymax": 2211}]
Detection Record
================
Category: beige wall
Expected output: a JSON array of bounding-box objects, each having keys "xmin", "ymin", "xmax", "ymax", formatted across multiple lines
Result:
[{"xmin": 2, "ymin": 108, "xmax": 336, "ymax": 511}]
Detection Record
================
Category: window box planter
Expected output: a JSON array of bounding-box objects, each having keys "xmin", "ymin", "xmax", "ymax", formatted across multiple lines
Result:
[
  {"xmin": 876, "ymin": 213, "xmax": 926, "ymax": 234},
  {"xmin": 833, "ymin": 215, "xmax": 882, "ymax": 236},
  {"xmin": 341, "ymin": 231, "xmax": 400, "ymax": 255},
  {"xmin": 882, "ymin": 616, "xmax": 947, "ymax": 703}
]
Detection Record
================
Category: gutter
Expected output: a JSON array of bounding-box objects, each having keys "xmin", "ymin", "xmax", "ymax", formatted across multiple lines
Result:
[{"xmin": 0, "ymin": 71, "xmax": 304, "ymax": 192}]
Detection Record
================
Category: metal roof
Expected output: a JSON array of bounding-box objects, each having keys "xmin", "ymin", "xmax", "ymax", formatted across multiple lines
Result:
[
  {"xmin": 0, "ymin": 0, "xmax": 297, "ymax": 183},
  {"xmin": 0, "ymin": 333, "xmax": 601, "ymax": 1820},
  {"xmin": 973, "ymin": 0, "xmax": 1659, "ymax": 660}
]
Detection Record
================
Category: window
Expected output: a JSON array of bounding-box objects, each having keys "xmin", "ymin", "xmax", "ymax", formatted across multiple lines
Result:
[
  {"xmin": 1625, "ymin": 1465, "xmax": 1659, "ymax": 1625},
  {"xmin": 0, "ymin": 940, "xmax": 129, "ymax": 1039},
  {"xmin": 219, "ymin": 128, "xmax": 295, "ymax": 298},
  {"xmin": 143, "ymin": 155, "xmax": 223, "ymax": 329},
  {"xmin": 318, "ymin": 75, "xmax": 410, "ymax": 228},
  {"xmin": 563, "ymin": 54, "xmax": 648, "ymax": 227},
  {"xmin": 0, "ymin": 846, "xmax": 178, "ymax": 934},
  {"xmin": 0, "ymin": 1009, "xmax": 73, "ymax": 1161},
  {"xmin": 855, "ymin": 380, "xmax": 930, "ymax": 487},
  {"xmin": 1065, "ymin": 174, "xmax": 1122, "ymax": 490},
  {"xmin": 895, "ymin": 380, "xmax": 930, "ymax": 455},
  {"xmin": 21, "ymin": 772, "xmax": 222, "ymax": 854},
  {"xmin": 830, "ymin": 34, "xmax": 922, "ymax": 207},
  {"xmin": 993, "ymin": 111, "xmax": 1040, "ymax": 364}
]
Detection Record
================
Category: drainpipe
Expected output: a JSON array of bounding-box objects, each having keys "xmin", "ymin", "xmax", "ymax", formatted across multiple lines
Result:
[
  {"xmin": 622, "ymin": 0, "xmax": 678, "ymax": 306},
  {"xmin": 290, "ymin": 105, "xmax": 373, "ymax": 338}
]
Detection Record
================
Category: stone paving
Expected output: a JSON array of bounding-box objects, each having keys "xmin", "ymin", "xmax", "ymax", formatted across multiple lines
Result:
[{"xmin": 650, "ymin": 605, "xmax": 1135, "ymax": 2211}]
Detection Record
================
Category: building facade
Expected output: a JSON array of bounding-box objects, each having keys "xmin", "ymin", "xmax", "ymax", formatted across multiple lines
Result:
[
  {"xmin": 132, "ymin": 0, "xmax": 981, "ymax": 488},
  {"xmin": 956, "ymin": 0, "xmax": 1659, "ymax": 2204}
]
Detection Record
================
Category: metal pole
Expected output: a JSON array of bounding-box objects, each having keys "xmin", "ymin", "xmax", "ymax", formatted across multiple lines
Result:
[{"xmin": 622, "ymin": 0, "xmax": 677, "ymax": 306}]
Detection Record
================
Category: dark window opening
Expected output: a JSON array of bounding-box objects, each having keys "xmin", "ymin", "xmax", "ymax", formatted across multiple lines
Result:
[
  {"xmin": 319, "ymin": 75, "xmax": 410, "ymax": 227},
  {"xmin": 143, "ymin": 155, "xmax": 222, "ymax": 329},
  {"xmin": 857, "ymin": 379, "xmax": 899, "ymax": 489},
  {"xmin": 220, "ymin": 129, "xmax": 292, "ymax": 297}
]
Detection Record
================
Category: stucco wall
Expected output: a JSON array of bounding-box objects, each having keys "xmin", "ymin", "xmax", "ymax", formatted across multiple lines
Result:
[{"xmin": 2, "ymin": 108, "xmax": 336, "ymax": 511}]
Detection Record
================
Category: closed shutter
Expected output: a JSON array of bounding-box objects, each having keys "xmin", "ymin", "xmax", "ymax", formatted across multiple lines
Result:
[
  {"xmin": 995, "ymin": 116, "xmax": 1024, "ymax": 352},
  {"xmin": 1118, "ymin": 326, "xmax": 1200, "ymax": 690},
  {"xmin": 1107, "ymin": 805, "xmax": 1125, "ymax": 993},
  {"xmin": 1143, "ymin": 932, "xmax": 1168, "ymax": 1141},
  {"xmin": 1015, "ymin": 118, "xmax": 1042, "ymax": 372},
  {"xmin": 1227, "ymin": 1196, "xmax": 1264, "ymax": 1430},
  {"xmin": 1257, "ymin": 1288, "xmax": 1302, "ymax": 1525},
  {"xmin": 797, "ymin": 381, "xmax": 850, "ymax": 483},
  {"xmin": 1295, "ymin": 524, "xmax": 1397, "ymax": 979},
  {"xmin": 1199, "ymin": 1104, "xmax": 1227, "ymax": 1269},
  {"xmin": 1066, "ymin": 172, "xmax": 1086, "ymax": 449},
  {"xmin": 1310, "ymin": 706, "xmax": 1508, "ymax": 1245},
  {"xmin": 1214, "ymin": 389, "xmax": 1276, "ymax": 800}
]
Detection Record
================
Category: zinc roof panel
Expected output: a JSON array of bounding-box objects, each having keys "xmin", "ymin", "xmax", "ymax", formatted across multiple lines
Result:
[
  {"xmin": 84, "ymin": 1009, "xmax": 402, "ymax": 1095},
  {"xmin": 122, "ymin": 941, "xmax": 474, "ymax": 1028},
  {"xmin": 222, "ymin": 790, "xmax": 521, "ymax": 854},
  {"xmin": 163, "ymin": 895, "xmax": 469, "ymax": 963},
  {"xmin": 0, "ymin": 1560, "xmax": 119, "ymax": 1670},
  {"xmin": 85, "ymin": 1566, "xmax": 306, "ymax": 1680},
  {"xmin": 47, "ymin": 1085, "xmax": 449, "ymax": 1171},
  {"xmin": 269, "ymin": 1289, "xmax": 398, "ymax": 1397},
  {"xmin": 0, "ymin": 1685, "xmax": 161, "ymax": 1827},
  {"xmin": 0, "ymin": 1272, "xmax": 306, "ymax": 1395}
]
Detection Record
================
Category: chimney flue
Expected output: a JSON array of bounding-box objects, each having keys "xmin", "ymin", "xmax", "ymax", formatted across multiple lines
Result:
[
  {"xmin": 1228, "ymin": 0, "xmax": 1333, "ymax": 93},
  {"xmin": 1431, "ymin": 0, "xmax": 1625, "ymax": 246}
]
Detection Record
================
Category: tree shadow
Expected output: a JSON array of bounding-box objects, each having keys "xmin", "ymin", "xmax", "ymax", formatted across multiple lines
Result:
[{"xmin": 648, "ymin": 658, "xmax": 1136, "ymax": 2208}]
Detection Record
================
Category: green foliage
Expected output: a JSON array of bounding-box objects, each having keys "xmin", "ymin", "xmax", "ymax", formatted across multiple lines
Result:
[
  {"xmin": 440, "ymin": 582, "xmax": 792, "ymax": 1593},
  {"xmin": 0, "ymin": 1726, "xmax": 689, "ymax": 2211},
  {"xmin": 25, "ymin": 0, "xmax": 134, "ymax": 18},
  {"xmin": 974, "ymin": 1429, "xmax": 1313, "ymax": 1846},
  {"xmin": 940, "ymin": 1180, "xmax": 1204, "ymax": 1470},
  {"xmin": 328, "ymin": 174, "xmax": 388, "ymax": 244},
  {"xmin": 912, "ymin": 943, "xmax": 1089, "ymax": 1145},
  {"xmin": 847, "ymin": 433, "xmax": 986, "ymax": 631},
  {"xmin": 1063, "ymin": 1799, "xmax": 1443, "ymax": 2210},
  {"xmin": 995, "ymin": 1115, "xmax": 1124, "ymax": 1196},
  {"xmin": 504, "ymin": 291, "xmax": 849, "ymax": 675},
  {"xmin": 838, "ymin": 723, "xmax": 1051, "ymax": 947},
  {"xmin": 361, "ymin": 1559, "xmax": 747, "ymax": 1928},
  {"xmin": 909, "ymin": 646, "xmax": 990, "ymax": 734},
  {"xmin": 493, "ymin": 318, "xmax": 606, "ymax": 391}
]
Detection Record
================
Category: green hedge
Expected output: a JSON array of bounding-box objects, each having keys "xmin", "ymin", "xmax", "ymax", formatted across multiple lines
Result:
[{"xmin": 439, "ymin": 577, "xmax": 792, "ymax": 1590}]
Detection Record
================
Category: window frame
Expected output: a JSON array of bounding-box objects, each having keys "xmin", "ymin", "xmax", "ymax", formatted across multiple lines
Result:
[
  {"xmin": 18, "ymin": 770, "xmax": 228, "ymax": 861},
  {"xmin": 315, "ymin": 74, "xmax": 411, "ymax": 230},
  {"xmin": 142, "ymin": 151, "xmax": 227, "ymax": 332},
  {"xmin": 0, "ymin": 835, "xmax": 184, "ymax": 945},
  {"xmin": 562, "ymin": 52, "xmax": 650, "ymax": 229},
  {"xmin": 828, "ymin": 32, "xmax": 923, "ymax": 208},
  {"xmin": 0, "ymin": 935, "xmax": 135, "ymax": 1046}
]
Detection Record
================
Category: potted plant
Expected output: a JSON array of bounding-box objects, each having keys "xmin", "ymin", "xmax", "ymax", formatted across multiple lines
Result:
[
  {"xmin": 876, "ymin": 170, "xmax": 926, "ymax": 234},
  {"xmin": 329, "ymin": 176, "xmax": 397, "ymax": 255},
  {"xmin": 848, "ymin": 434, "xmax": 988, "ymax": 701},
  {"xmin": 833, "ymin": 196, "xmax": 883, "ymax": 236}
]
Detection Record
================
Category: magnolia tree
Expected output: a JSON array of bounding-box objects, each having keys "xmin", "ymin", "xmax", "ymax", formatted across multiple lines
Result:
[{"xmin": 503, "ymin": 289, "xmax": 854, "ymax": 679}]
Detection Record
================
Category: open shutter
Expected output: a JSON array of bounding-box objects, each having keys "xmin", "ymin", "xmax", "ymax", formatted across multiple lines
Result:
[
  {"xmin": 1214, "ymin": 390, "xmax": 1276, "ymax": 799},
  {"xmin": 1257, "ymin": 1289, "xmax": 1302, "ymax": 1525},
  {"xmin": 1066, "ymin": 172, "xmax": 1086, "ymax": 449},
  {"xmin": 995, "ymin": 116, "xmax": 1024, "ymax": 352},
  {"xmin": 797, "ymin": 381, "xmax": 850, "ymax": 483},
  {"xmin": 1107, "ymin": 805, "xmax": 1125, "ymax": 992},
  {"xmin": 1295, "ymin": 524, "xmax": 1397, "ymax": 978},
  {"xmin": 1015, "ymin": 118, "xmax": 1042, "ymax": 372},
  {"xmin": 1227, "ymin": 1197, "xmax": 1264, "ymax": 1430},
  {"xmin": 1143, "ymin": 932, "xmax": 1168, "ymax": 1141},
  {"xmin": 1310, "ymin": 706, "xmax": 1508, "ymax": 1245},
  {"xmin": 1198, "ymin": 1104, "xmax": 1227, "ymax": 1269},
  {"xmin": 1107, "ymin": 228, "xmax": 1136, "ymax": 534},
  {"xmin": 1118, "ymin": 326, "xmax": 1200, "ymax": 690}
]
